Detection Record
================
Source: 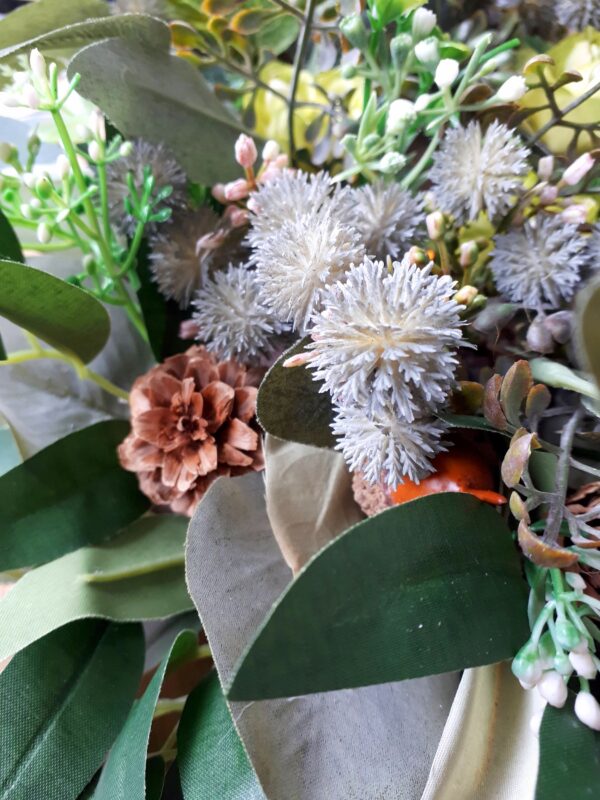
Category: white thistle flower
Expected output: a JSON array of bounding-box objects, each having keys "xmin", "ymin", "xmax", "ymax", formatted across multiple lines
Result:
[
  {"xmin": 490, "ymin": 215, "xmax": 589, "ymax": 311},
  {"xmin": 555, "ymin": 0, "xmax": 600, "ymax": 29},
  {"xmin": 351, "ymin": 182, "xmax": 424, "ymax": 259},
  {"xmin": 429, "ymin": 120, "xmax": 529, "ymax": 223},
  {"xmin": 332, "ymin": 403, "xmax": 447, "ymax": 487},
  {"xmin": 309, "ymin": 257, "xmax": 465, "ymax": 420},
  {"xmin": 192, "ymin": 265, "xmax": 283, "ymax": 364}
]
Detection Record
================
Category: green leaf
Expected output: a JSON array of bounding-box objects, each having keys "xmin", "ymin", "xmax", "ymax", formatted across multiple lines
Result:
[
  {"xmin": 255, "ymin": 14, "xmax": 300, "ymax": 54},
  {"xmin": 0, "ymin": 416, "xmax": 21, "ymax": 477},
  {"xmin": 227, "ymin": 492, "xmax": 529, "ymax": 701},
  {"xmin": 440, "ymin": 412, "xmax": 506, "ymax": 435},
  {"xmin": 0, "ymin": 210, "xmax": 23, "ymax": 263},
  {"xmin": 95, "ymin": 630, "xmax": 198, "ymax": 800},
  {"xmin": 530, "ymin": 357, "xmax": 599, "ymax": 400},
  {"xmin": 0, "ymin": 260, "xmax": 110, "ymax": 363},
  {"xmin": 0, "ymin": 619, "xmax": 144, "ymax": 800},
  {"xmin": 0, "ymin": 420, "xmax": 149, "ymax": 571},
  {"xmin": 0, "ymin": 0, "xmax": 109, "ymax": 53},
  {"xmin": 256, "ymin": 337, "xmax": 335, "ymax": 448},
  {"xmin": 69, "ymin": 25, "xmax": 244, "ymax": 185},
  {"xmin": 0, "ymin": 514, "xmax": 192, "ymax": 660},
  {"xmin": 536, "ymin": 693, "xmax": 600, "ymax": 799},
  {"xmin": 179, "ymin": 673, "xmax": 266, "ymax": 800},
  {"xmin": 575, "ymin": 276, "xmax": 600, "ymax": 394}
]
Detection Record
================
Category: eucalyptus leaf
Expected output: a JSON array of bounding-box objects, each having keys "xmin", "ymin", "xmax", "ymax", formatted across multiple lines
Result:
[
  {"xmin": 69, "ymin": 28, "xmax": 244, "ymax": 185},
  {"xmin": 0, "ymin": 260, "xmax": 110, "ymax": 364},
  {"xmin": 0, "ymin": 0, "xmax": 109, "ymax": 53},
  {"xmin": 0, "ymin": 210, "xmax": 23, "ymax": 263},
  {"xmin": 256, "ymin": 337, "xmax": 335, "ymax": 448},
  {"xmin": 227, "ymin": 492, "xmax": 529, "ymax": 700},
  {"xmin": 0, "ymin": 620, "xmax": 144, "ymax": 800},
  {"xmin": 0, "ymin": 514, "xmax": 192, "ymax": 660},
  {"xmin": 575, "ymin": 276, "xmax": 600, "ymax": 393},
  {"xmin": 0, "ymin": 420, "xmax": 149, "ymax": 571},
  {"xmin": 530, "ymin": 358, "xmax": 599, "ymax": 400},
  {"xmin": 178, "ymin": 673, "xmax": 266, "ymax": 800},
  {"xmin": 95, "ymin": 630, "xmax": 198, "ymax": 800},
  {"xmin": 536, "ymin": 693, "xmax": 600, "ymax": 799}
]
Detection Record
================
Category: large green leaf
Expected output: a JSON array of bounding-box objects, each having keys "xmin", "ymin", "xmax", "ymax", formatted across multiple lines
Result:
[
  {"xmin": 256, "ymin": 337, "xmax": 335, "ymax": 448},
  {"xmin": 227, "ymin": 492, "xmax": 529, "ymax": 700},
  {"xmin": 0, "ymin": 260, "xmax": 110, "ymax": 363},
  {"xmin": 0, "ymin": 420, "xmax": 149, "ymax": 571},
  {"xmin": 178, "ymin": 673, "xmax": 266, "ymax": 800},
  {"xmin": 95, "ymin": 629, "xmax": 197, "ymax": 800},
  {"xmin": 575, "ymin": 276, "xmax": 600, "ymax": 394},
  {"xmin": 69, "ymin": 27, "xmax": 243, "ymax": 185},
  {"xmin": 536, "ymin": 693, "xmax": 600, "ymax": 799},
  {"xmin": 0, "ymin": 210, "xmax": 22, "ymax": 263},
  {"xmin": 0, "ymin": 514, "xmax": 192, "ymax": 660},
  {"xmin": 0, "ymin": 619, "xmax": 144, "ymax": 800},
  {"xmin": 0, "ymin": 0, "xmax": 109, "ymax": 53}
]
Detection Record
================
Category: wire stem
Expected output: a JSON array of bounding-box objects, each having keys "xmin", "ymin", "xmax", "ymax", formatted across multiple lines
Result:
[{"xmin": 288, "ymin": 0, "xmax": 317, "ymax": 164}]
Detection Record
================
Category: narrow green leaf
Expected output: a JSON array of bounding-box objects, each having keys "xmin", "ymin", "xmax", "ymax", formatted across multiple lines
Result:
[
  {"xmin": 0, "ymin": 210, "xmax": 23, "ymax": 263},
  {"xmin": 0, "ymin": 420, "xmax": 149, "ymax": 571},
  {"xmin": 440, "ymin": 412, "xmax": 507, "ymax": 435},
  {"xmin": 575, "ymin": 276, "xmax": 600, "ymax": 394},
  {"xmin": 95, "ymin": 630, "xmax": 197, "ymax": 800},
  {"xmin": 227, "ymin": 492, "xmax": 529, "ymax": 700},
  {"xmin": 256, "ymin": 337, "xmax": 335, "ymax": 448},
  {"xmin": 536, "ymin": 693, "xmax": 600, "ymax": 799},
  {"xmin": 69, "ymin": 27, "xmax": 244, "ymax": 185},
  {"xmin": 0, "ymin": 515, "xmax": 192, "ymax": 660},
  {"xmin": 179, "ymin": 673, "xmax": 266, "ymax": 800},
  {"xmin": 0, "ymin": 0, "xmax": 108, "ymax": 52},
  {"xmin": 530, "ymin": 357, "xmax": 599, "ymax": 400},
  {"xmin": 0, "ymin": 260, "xmax": 110, "ymax": 363},
  {"xmin": 0, "ymin": 620, "xmax": 144, "ymax": 800}
]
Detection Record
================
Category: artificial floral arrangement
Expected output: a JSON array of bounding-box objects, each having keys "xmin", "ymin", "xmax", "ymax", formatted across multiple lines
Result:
[{"xmin": 0, "ymin": 0, "xmax": 599, "ymax": 797}]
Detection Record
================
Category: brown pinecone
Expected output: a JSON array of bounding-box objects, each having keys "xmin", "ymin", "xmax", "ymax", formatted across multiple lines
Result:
[{"xmin": 118, "ymin": 345, "xmax": 264, "ymax": 517}]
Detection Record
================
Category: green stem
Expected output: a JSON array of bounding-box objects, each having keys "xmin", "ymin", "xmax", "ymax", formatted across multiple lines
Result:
[
  {"xmin": 116, "ymin": 221, "xmax": 145, "ymax": 278},
  {"xmin": 288, "ymin": 0, "xmax": 317, "ymax": 164}
]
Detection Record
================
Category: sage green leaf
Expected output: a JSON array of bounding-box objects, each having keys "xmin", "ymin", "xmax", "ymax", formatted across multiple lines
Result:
[
  {"xmin": 0, "ymin": 210, "xmax": 22, "ymax": 263},
  {"xmin": 0, "ymin": 415, "xmax": 21, "ymax": 477},
  {"xmin": 536, "ymin": 693, "xmax": 600, "ymax": 799},
  {"xmin": 440, "ymin": 412, "xmax": 505, "ymax": 435},
  {"xmin": 0, "ymin": 0, "xmax": 108, "ymax": 53},
  {"xmin": 0, "ymin": 420, "xmax": 149, "ymax": 571},
  {"xmin": 0, "ymin": 619, "xmax": 144, "ymax": 800},
  {"xmin": 575, "ymin": 276, "xmax": 600, "ymax": 394},
  {"xmin": 178, "ymin": 673, "xmax": 266, "ymax": 800},
  {"xmin": 227, "ymin": 492, "xmax": 529, "ymax": 700},
  {"xmin": 0, "ymin": 260, "xmax": 110, "ymax": 363},
  {"xmin": 69, "ymin": 28, "xmax": 243, "ymax": 185},
  {"xmin": 95, "ymin": 630, "xmax": 197, "ymax": 800},
  {"xmin": 0, "ymin": 514, "xmax": 192, "ymax": 660},
  {"xmin": 530, "ymin": 357, "xmax": 599, "ymax": 400},
  {"xmin": 256, "ymin": 337, "xmax": 335, "ymax": 448}
]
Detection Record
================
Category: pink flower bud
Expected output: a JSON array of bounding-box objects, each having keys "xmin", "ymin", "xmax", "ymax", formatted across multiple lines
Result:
[
  {"xmin": 274, "ymin": 154, "xmax": 289, "ymax": 169},
  {"xmin": 179, "ymin": 319, "xmax": 201, "ymax": 340},
  {"xmin": 211, "ymin": 183, "xmax": 227, "ymax": 204},
  {"xmin": 426, "ymin": 211, "xmax": 444, "ymax": 240},
  {"xmin": 283, "ymin": 352, "xmax": 312, "ymax": 368},
  {"xmin": 562, "ymin": 152, "xmax": 595, "ymax": 186},
  {"xmin": 225, "ymin": 206, "xmax": 249, "ymax": 228},
  {"xmin": 246, "ymin": 196, "xmax": 260, "ymax": 214},
  {"xmin": 575, "ymin": 691, "xmax": 600, "ymax": 730},
  {"xmin": 538, "ymin": 185, "xmax": 559, "ymax": 205},
  {"xmin": 234, "ymin": 134, "xmax": 258, "ymax": 169},
  {"xmin": 537, "ymin": 670, "xmax": 568, "ymax": 708},
  {"xmin": 261, "ymin": 140, "xmax": 280, "ymax": 162},
  {"xmin": 223, "ymin": 178, "xmax": 250, "ymax": 202}
]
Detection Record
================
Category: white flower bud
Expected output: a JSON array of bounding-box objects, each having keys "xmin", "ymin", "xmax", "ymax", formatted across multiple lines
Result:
[
  {"xmin": 426, "ymin": 210, "xmax": 445, "ymax": 240},
  {"xmin": 562, "ymin": 204, "xmax": 588, "ymax": 224},
  {"xmin": 537, "ymin": 670, "xmax": 568, "ymax": 708},
  {"xmin": 496, "ymin": 75, "xmax": 527, "ymax": 103},
  {"xmin": 119, "ymin": 141, "xmax": 134, "ymax": 158},
  {"xmin": 386, "ymin": 99, "xmax": 416, "ymax": 134},
  {"xmin": 565, "ymin": 572, "xmax": 586, "ymax": 591},
  {"xmin": 415, "ymin": 37, "xmax": 439, "ymax": 67},
  {"xmin": 75, "ymin": 124, "xmax": 92, "ymax": 143},
  {"xmin": 538, "ymin": 155, "xmax": 554, "ymax": 181},
  {"xmin": 569, "ymin": 651, "xmax": 597, "ymax": 679},
  {"xmin": 29, "ymin": 48, "xmax": 47, "ymax": 82},
  {"xmin": 56, "ymin": 154, "xmax": 71, "ymax": 180},
  {"xmin": 412, "ymin": 8, "xmax": 437, "ymax": 40},
  {"xmin": 562, "ymin": 152, "xmax": 595, "ymax": 186},
  {"xmin": 414, "ymin": 93, "xmax": 433, "ymax": 112},
  {"xmin": 376, "ymin": 152, "xmax": 406, "ymax": 174},
  {"xmin": 575, "ymin": 691, "xmax": 600, "ymax": 730},
  {"xmin": 88, "ymin": 141, "xmax": 102, "ymax": 163},
  {"xmin": 435, "ymin": 58, "xmax": 459, "ymax": 89},
  {"xmin": 262, "ymin": 139, "xmax": 280, "ymax": 162},
  {"xmin": 89, "ymin": 109, "xmax": 106, "ymax": 142},
  {"xmin": 20, "ymin": 203, "xmax": 33, "ymax": 220},
  {"xmin": 36, "ymin": 222, "xmax": 52, "ymax": 244},
  {"xmin": 23, "ymin": 84, "xmax": 40, "ymax": 109}
]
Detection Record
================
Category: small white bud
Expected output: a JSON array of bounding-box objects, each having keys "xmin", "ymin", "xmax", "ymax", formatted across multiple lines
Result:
[
  {"xmin": 89, "ymin": 109, "xmax": 106, "ymax": 142},
  {"xmin": 29, "ymin": 49, "xmax": 47, "ymax": 82},
  {"xmin": 566, "ymin": 572, "xmax": 586, "ymax": 591},
  {"xmin": 75, "ymin": 124, "xmax": 92, "ymax": 142},
  {"xmin": 88, "ymin": 141, "xmax": 102, "ymax": 163},
  {"xmin": 414, "ymin": 93, "xmax": 433, "ymax": 112},
  {"xmin": 435, "ymin": 58, "xmax": 459, "ymax": 89},
  {"xmin": 36, "ymin": 222, "xmax": 52, "ymax": 244},
  {"xmin": 386, "ymin": 99, "xmax": 416, "ymax": 134},
  {"xmin": 575, "ymin": 691, "xmax": 600, "ymax": 730},
  {"xmin": 569, "ymin": 651, "xmax": 597, "ymax": 679},
  {"xmin": 496, "ymin": 75, "xmax": 528, "ymax": 103},
  {"xmin": 20, "ymin": 203, "xmax": 33, "ymax": 220},
  {"xmin": 119, "ymin": 141, "xmax": 134, "ymax": 158},
  {"xmin": 426, "ymin": 210, "xmax": 445, "ymax": 240},
  {"xmin": 562, "ymin": 152, "xmax": 595, "ymax": 186},
  {"xmin": 262, "ymin": 139, "xmax": 280, "ymax": 162},
  {"xmin": 376, "ymin": 152, "xmax": 406, "ymax": 175},
  {"xmin": 537, "ymin": 670, "xmax": 568, "ymax": 708},
  {"xmin": 415, "ymin": 37, "xmax": 439, "ymax": 67},
  {"xmin": 56, "ymin": 154, "xmax": 71, "ymax": 180},
  {"xmin": 29, "ymin": 197, "xmax": 41, "ymax": 210},
  {"xmin": 56, "ymin": 208, "xmax": 70, "ymax": 224},
  {"xmin": 538, "ymin": 155, "xmax": 554, "ymax": 181},
  {"xmin": 23, "ymin": 84, "xmax": 40, "ymax": 109},
  {"xmin": 412, "ymin": 8, "xmax": 437, "ymax": 40}
]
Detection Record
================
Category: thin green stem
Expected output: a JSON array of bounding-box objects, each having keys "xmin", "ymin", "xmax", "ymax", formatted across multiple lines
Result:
[{"xmin": 288, "ymin": 0, "xmax": 317, "ymax": 164}]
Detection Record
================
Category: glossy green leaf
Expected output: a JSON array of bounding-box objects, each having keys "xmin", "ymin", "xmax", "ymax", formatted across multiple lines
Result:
[
  {"xmin": 95, "ymin": 630, "xmax": 197, "ymax": 800},
  {"xmin": 256, "ymin": 337, "xmax": 335, "ymax": 448},
  {"xmin": 227, "ymin": 492, "xmax": 529, "ymax": 700},
  {"xmin": 0, "ymin": 514, "xmax": 192, "ymax": 660},
  {"xmin": 69, "ymin": 26, "xmax": 243, "ymax": 185},
  {"xmin": 535, "ymin": 693, "xmax": 600, "ymax": 799},
  {"xmin": 575, "ymin": 276, "xmax": 600, "ymax": 393},
  {"xmin": 0, "ymin": 420, "xmax": 149, "ymax": 571},
  {"xmin": 0, "ymin": 210, "xmax": 22, "ymax": 263},
  {"xmin": 0, "ymin": 0, "xmax": 108, "ymax": 53},
  {"xmin": 0, "ymin": 619, "xmax": 144, "ymax": 800},
  {"xmin": 440, "ymin": 412, "xmax": 506, "ymax": 435},
  {"xmin": 179, "ymin": 673, "xmax": 266, "ymax": 800},
  {"xmin": 0, "ymin": 260, "xmax": 110, "ymax": 363}
]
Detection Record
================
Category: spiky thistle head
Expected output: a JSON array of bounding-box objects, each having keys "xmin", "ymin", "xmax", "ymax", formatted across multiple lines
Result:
[
  {"xmin": 309, "ymin": 256, "xmax": 466, "ymax": 421},
  {"xmin": 554, "ymin": 0, "xmax": 600, "ymax": 29},
  {"xmin": 429, "ymin": 120, "xmax": 530, "ymax": 223},
  {"xmin": 351, "ymin": 181, "xmax": 425, "ymax": 259}
]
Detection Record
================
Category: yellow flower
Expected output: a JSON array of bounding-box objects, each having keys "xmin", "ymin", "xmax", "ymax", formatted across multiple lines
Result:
[
  {"xmin": 248, "ymin": 60, "xmax": 363, "ymax": 153},
  {"xmin": 519, "ymin": 28, "xmax": 600, "ymax": 154}
]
